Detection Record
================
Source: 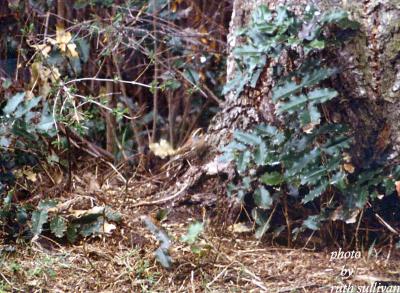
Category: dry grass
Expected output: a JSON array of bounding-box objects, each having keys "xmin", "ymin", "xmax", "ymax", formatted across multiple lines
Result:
[{"xmin": 1, "ymin": 174, "xmax": 400, "ymax": 292}]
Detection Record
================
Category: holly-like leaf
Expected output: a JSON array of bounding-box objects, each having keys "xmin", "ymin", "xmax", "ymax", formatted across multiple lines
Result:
[
  {"xmin": 302, "ymin": 215, "xmax": 321, "ymax": 231},
  {"xmin": 321, "ymin": 10, "xmax": 360, "ymax": 30},
  {"xmin": 276, "ymin": 88, "xmax": 338, "ymax": 114},
  {"xmin": 181, "ymin": 222, "xmax": 204, "ymax": 244},
  {"xmin": 104, "ymin": 207, "xmax": 122, "ymax": 222},
  {"xmin": 155, "ymin": 247, "xmax": 172, "ymax": 269},
  {"xmin": 237, "ymin": 150, "xmax": 251, "ymax": 173},
  {"xmin": 254, "ymin": 186, "xmax": 273, "ymax": 209},
  {"xmin": 13, "ymin": 96, "xmax": 42, "ymax": 118},
  {"xmin": 37, "ymin": 104, "xmax": 55, "ymax": 133},
  {"xmin": 302, "ymin": 180, "xmax": 328, "ymax": 203},
  {"xmin": 3, "ymin": 92, "xmax": 25, "ymax": 114},
  {"xmin": 234, "ymin": 131, "xmax": 262, "ymax": 146},
  {"xmin": 80, "ymin": 217, "xmax": 103, "ymax": 237},
  {"xmin": 254, "ymin": 142, "xmax": 267, "ymax": 166},
  {"xmin": 272, "ymin": 68, "xmax": 337, "ymax": 102},
  {"xmin": 66, "ymin": 224, "xmax": 78, "ymax": 243},
  {"xmin": 50, "ymin": 216, "xmax": 67, "ymax": 238},
  {"xmin": 260, "ymin": 172, "xmax": 283, "ymax": 186},
  {"xmin": 31, "ymin": 210, "xmax": 49, "ymax": 236}
]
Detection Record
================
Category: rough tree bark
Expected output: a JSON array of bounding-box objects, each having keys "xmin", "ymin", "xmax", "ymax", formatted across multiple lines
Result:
[
  {"xmin": 209, "ymin": 0, "xmax": 400, "ymax": 159},
  {"xmin": 136, "ymin": 0, "xmax": 400, "ymax": 207}
]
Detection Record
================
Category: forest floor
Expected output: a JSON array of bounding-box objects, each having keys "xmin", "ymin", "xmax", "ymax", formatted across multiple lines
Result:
[{"xmin": 1, "ymin": 168, "xmax": 400, "ymax": 293}]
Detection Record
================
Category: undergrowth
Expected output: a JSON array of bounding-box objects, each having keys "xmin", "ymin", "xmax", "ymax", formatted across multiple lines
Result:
[{"xmin": 222, "ymin": 5, "xmax": 400, "ymax": 245}]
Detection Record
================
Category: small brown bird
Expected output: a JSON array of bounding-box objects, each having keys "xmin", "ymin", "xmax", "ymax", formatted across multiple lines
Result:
[{"xmin": 162, "ymin": 129, "xmax": 208, "ymax": 169}]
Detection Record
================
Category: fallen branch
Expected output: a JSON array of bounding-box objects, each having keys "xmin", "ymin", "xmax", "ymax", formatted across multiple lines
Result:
[{"xmin": 131, "ymin": 182, "xmax": 189, "ymax": 207}]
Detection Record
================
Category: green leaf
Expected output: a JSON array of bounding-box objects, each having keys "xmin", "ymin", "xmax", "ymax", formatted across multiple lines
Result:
[
  {"xmin": 255, "ymin": 124, "xmax": 279, "ymax": 137},
  {"xmin": 272, "ymin": 68, "xmax": 337, "ymax": 102},
  {"xmin": 80, "ymin": 217, "xmax": 103, "ymax": 237},
  {"xmin": 4, "ymin": 193, "xmax": 12, "ymax": 206},
  {"xmin": 252, "ymin": 208, "xmax": 270, "ymax": 239},
  {"xmin": 307, "ymin": 103, "xmax": 322, "ymax": 125},
  {"xmin": 3, "ymin": 92, "xmax": 25, "ymax": 114},
  {"xmin": 181, "ymin": 222, "xmax": 204, "ymax": 244},
  {"xmin": 285, "ymin": 148, "xmax": 320, "ymax": 177},
  {"xmin": 237, "ymin": 150, "xmax": 251, "ymax": 173},
  {"xmin": 260, "ymin": 172, "xmax": 283, "ymax": 186},
  {"xmin": 252, "ymin": 208, "xmax": 268, "ymax": 226},
  {"xmin": 277, "ymin": 94, "xmax": 307, "ymax": 114},
  {"xmin": 50, "ymin": 216, "xmax": 67, "ymax": 238},
  {"xmin": 254, "ymin": 186, "xmax": 273, "ymax": 209},
  {"xmin": 234, "ymin": 131, "xmax": 262, "ymax": 146},
  {"xmin": 37, "ymin": 110, "xmax": 55, "ymax": 132},
  {"xmin": 382, "ymin": 178, "xmax": 395, "ymax": 194},
  {"xmin": 66, "ymin": 224, "xmax": 78, "ymax": 243},
  {"xmin": 222, "ymin": 73, "xmax": 244, "ymax": 96},
  {"xmin": 321, "ymin": 10, "xmax": 360, "ymax": 30},
  {"xmin": 76, "ymin": 38, "xmax": 90, "ymax": 63},
  {"xmin": 31, "ymin": 210, "xmax": 49, "ymax": 236},
  {"xmin": 104, "ymin": 207, "xmax": 122, "ymax": 222},
  {"xmin": 155, "ymin": 247, "xmax": 172, "ymax": 269},
  {"xmin": 303, "ymin": 215, "xmax": 321, "ymax": 231},
  {"xmin": 141, "ymin": 216, "xmax": 172, "ymax": 268},
  {"xmin": 254, "ymin": 142, "xmax": 267, "ymax": 166},
  {"xmin": 252, "ymin": 5, "xmax": 272, "ymax": 24},
  {"xmin": 156, "ymin": 208, "xmax": 170, "ymax": 222},
  {"xmin": 183, "ymin": 67, "xmax": 200, "ymax": 85},
  {"xmin": 255, "ymin": 221, "xmax": 270, "ymax": 239},
  {"xmin": 38, "ymin": 200, "xmax": 57, "ymax": 210},
  {"xmin": 16, "ymin": 207, "xmax": 28, "ymax": 225},
  {"xmin": 309, "ymin": 39, "xmax": 325, "ymax": 49},
  {"xmin": 1, "ymin": 78, "xmax": 12, "ymax": 89},
  {"xmin": 300, "ymin": 166, "xmax": 327, "ymax": 185},
  {"xmin": 302, "ymin": 180, "xmax": 328, "ymax": 203},
  {"xmin": 276, "ymin": 88, "xmax": 338, "ymax": 114},
  {"xmin": 233, "ymin": 45, "xmax": 266, "ymax": 57},
  {"xmin": 13, "ymin": 96, "xmax": 42, "ymax": 118},
  {"xmin": 242, "ymin": 176, "xmax": 252, "ymax": 190}
]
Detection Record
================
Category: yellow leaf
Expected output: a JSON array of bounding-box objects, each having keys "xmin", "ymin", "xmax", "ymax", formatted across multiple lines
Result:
[
  {"xmin": 67, "ymin": 43, "xmax": 78, "ymax": 57},
  {"xmin": 30, "ymin": 44, "xmax": 52, "ymax": 58},
  {"xmin": 39, "ymin": 81, "xmax": 51, "ymax": 98},
  {"xmin": 47, "ymin": 37, "xmax": 57, "ymax": 46},
  {"xmin": 149, "ymin": 139, "xmax": 177, "ymax": 159},
  {"xmin": 55, "ymin": 26, "xmax": 78, "ymax": 57},
  {"xmin": 25, "ymin": 170, "xmax": 37, "ymax": 182},
  {"xmin": 49, "ymin": 67, "xmax": 61, "ymax": 83}
]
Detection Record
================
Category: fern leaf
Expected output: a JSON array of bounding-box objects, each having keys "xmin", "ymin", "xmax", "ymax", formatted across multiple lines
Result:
[{"xmin": 272, "ymin": 68, "xmax": 337, "ymax": 102}]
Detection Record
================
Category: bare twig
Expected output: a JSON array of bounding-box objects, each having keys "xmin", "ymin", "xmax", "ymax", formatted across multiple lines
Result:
[
  {"xmin": 131, "ymin": 183, "xmax": 189, "ymax": 207},
  {"xmin": 151, "ymin": 0, "xmax": 159, "ymax": 143},
  {"xmin": 63, "ymin": 77, "xmax": 157, "ymax": 89}
]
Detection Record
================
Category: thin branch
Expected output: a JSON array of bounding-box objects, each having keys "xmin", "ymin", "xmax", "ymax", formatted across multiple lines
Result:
[{"xmin": 63, "ymin": 77, "xmax": 157, "ymax": 89}]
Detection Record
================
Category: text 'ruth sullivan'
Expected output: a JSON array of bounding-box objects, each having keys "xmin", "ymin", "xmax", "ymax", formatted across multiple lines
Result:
[{"xmin": 331, "ymin": 282, "xmax": 400, "ymax": 293}]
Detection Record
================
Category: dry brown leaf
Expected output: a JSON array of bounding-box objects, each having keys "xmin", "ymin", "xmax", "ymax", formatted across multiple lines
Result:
[
  {"xmin": 229, "ymin": 223, "xmax": 253, "ymax": 234},
  {"xmin": 343, "ymin": 163, "xmax": 355, "ymax": 173},
  {"xmin": 102, "ymin": 222, "xmax": 116, "ymax": 235},
  {"xmin": 395, "ymin": 181, "xmax": 400, "ymax": 197},
  {"xmin": 24, "ymin": 170, "xmax": 37, "ymax": 182}
]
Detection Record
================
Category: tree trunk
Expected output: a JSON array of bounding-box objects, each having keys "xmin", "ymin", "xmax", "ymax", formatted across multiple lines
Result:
[{"xmin": 207, "ymin": 0, "xmax": 400, "ymax": 166}]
